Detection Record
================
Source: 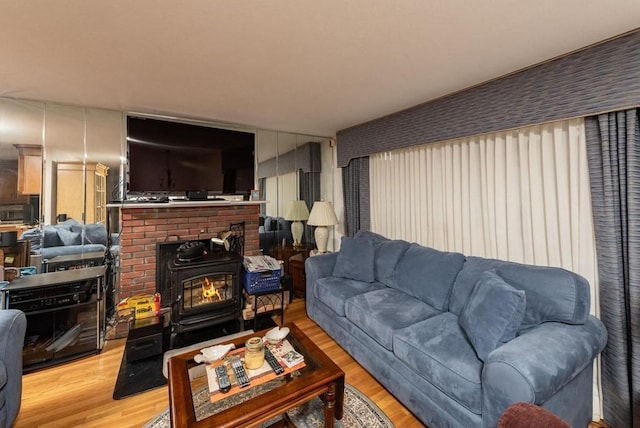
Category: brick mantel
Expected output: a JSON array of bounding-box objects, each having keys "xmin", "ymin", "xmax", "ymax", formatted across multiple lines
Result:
[{"xmin": 114, "ymin": 202, "xmax": 261, "ymax": 300}]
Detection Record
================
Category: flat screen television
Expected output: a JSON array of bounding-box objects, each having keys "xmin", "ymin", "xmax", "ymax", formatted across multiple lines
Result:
[{"xmin": 126, "ymin": 116, "xmax": 255, "ymax": 198}]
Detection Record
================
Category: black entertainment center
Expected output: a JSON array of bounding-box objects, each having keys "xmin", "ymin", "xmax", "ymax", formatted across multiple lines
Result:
[
  {"xmin": 126, "ymin": 115, "xmax": 255, "ymax": 201},
  {"xmin": 1, "ymin": 266, "xmax": 107, "ymax": 373}
]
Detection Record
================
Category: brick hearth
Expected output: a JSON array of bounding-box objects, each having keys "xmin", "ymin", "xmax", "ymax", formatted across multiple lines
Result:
[{"xmin": 117, "ymin": 203, "xmax": 260, "ymax": 300}]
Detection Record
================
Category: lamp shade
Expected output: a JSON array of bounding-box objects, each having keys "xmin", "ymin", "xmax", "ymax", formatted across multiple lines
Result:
[
  {"xmin": 307, "ymin": 201, "xmax": 338, "ymax": 226},
  {"xmin": 308, "ymin": 201, "xmax": 338, "ymax": 253},
  {"xmin": 285, "ymin": 200, "xmax": 310, "ymax": 221}
]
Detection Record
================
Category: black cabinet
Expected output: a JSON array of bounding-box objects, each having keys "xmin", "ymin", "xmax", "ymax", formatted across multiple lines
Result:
[{"xmin": 1, "ymin": 265, "xmax": 106, "ymax": 372}]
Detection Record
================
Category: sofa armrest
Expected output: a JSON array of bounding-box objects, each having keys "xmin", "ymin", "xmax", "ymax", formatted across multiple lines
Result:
[
  {"xmin": 0, "ymin": 309, "xmax": 27, "ymax": 426},
  {"xmin": 305, "ymin": 253, "xmax": 338, "ymax": 295},
  {"xmin": 482, "ymin": 316, "xmax": 607, "ymax": 427}
]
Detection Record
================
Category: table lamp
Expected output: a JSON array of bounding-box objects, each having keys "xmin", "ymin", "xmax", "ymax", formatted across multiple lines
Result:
[
  {"xmin": 307, "ymin": 201, "xmax": 338, "ymax": 253},
  {"xmin": 285, "ymin": 200, "xmax": 309, "ymax": 247}
]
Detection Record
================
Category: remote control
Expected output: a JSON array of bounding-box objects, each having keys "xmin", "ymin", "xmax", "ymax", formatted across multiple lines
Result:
[
  {"xmin": 264, "ymin": 347, "xmax": 284, "ymax": 375},
  {"xmin": 230, "ymin": 357, "xmax": 250, "ymax": 388},
  {"xmin": 215, "ymin": 365, "xmax": 231, "ymax": 393}
]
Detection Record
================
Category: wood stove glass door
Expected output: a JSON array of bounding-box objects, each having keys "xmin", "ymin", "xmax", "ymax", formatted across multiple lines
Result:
[{"xmin": 180, "ymin": 272, "xmax": 235, "ymax": 315}]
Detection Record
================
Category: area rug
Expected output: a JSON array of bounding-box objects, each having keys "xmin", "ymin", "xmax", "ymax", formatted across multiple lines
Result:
[
  {"xmin": 113, "ymin": 317, "xmax": 276, "ymax": 400},
  {"xmin": 143, "ymin": 383, "xmax": 395, "ymax": 428}
]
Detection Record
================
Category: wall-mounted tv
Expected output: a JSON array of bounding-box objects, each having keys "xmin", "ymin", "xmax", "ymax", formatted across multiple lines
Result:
[{"xmin": 126, "ymin": 115, "xmax": 255, "ymax": 197}]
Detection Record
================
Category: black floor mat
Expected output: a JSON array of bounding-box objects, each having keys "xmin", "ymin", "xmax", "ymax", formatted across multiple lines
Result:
[{"xmin": 112, "ymin": 316, "xmax": 277, "ymax": 400}]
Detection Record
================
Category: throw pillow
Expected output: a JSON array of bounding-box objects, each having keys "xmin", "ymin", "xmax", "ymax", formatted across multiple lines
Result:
[
  {"xmin": 332, "ymin": 236, "xmax": 376, "ymax": 282},
  {"xmin": 459, "ymin": 270, "xmax": 526, "ymax": 361},
  {"xmin": 57, "ymin": 228, "xmax": 82, "ymax": 246}
]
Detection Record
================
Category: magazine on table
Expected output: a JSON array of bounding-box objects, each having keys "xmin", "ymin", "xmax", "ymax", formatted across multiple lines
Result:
[
  {"xmin": 205, "ymin": 340, "xmax": 305, "ymax": 401},
  {"xmin": 266, "ymin": 339, "xmax": 304, "ymax": 368}
]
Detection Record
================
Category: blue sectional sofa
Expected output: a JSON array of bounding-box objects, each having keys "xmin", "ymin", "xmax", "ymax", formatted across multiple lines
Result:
[{"xmin": 305, "ymin": 231, "xmax": 607, "ymax": 428}]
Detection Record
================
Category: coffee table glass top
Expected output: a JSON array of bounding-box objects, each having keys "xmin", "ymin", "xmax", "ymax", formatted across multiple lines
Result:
[{"xmin": 167, "ymin": 322, "xmax": 345, "ymax": 428}]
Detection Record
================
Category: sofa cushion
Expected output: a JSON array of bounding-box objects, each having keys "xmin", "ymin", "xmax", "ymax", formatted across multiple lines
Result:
[
  {"xmin": 333, "ymin": 237, "xmax": 375, "ymax": 282},
  {"xmin": 42, "ymin": 225, "xmax": 62, "ymax": 247},
  {"xmin": 449, "ymin": 257, "xmax": 591, "ymax": 332},
  {"xmin": 39, "ymin": 244, "xmax": 106, "ymax": 259},
  {"xmin": 57, "ymin": 228, "xmax": 82, "ymax": 246},
  {"xmin": 459, "ymin": 270, "xmax": 526, "ymax": 361},
  {"xmin": 263, "ymin": 216, "xmax": 275, "ymax": 232},
  {"xmin": 496, "ymin": 264, "xmax": 590, "ymax": 332},
  {"xmin": 394, "ymin": 243, "xmax": 465, "ymax": 310},
  {"xmin": 314, "ymin": 276, "xmax": 386, "ymax": 317},
  {"xmin": 71, "ymin": 223, "xmax": 108, "ymax": 245},
  {"xmin": 344, "ymin": 288, "xmax": 442, "ymax": 350},
  {"xmin": 354, "ymin": 230, "xmax": 389, "ymax": 243},
  {"xmin": 394, "ymin": 313, "xmax": 484, "ymax": 414},
  {"xmin": 374, "ymin": 239, "xmax": 410, "ymax": 286}
]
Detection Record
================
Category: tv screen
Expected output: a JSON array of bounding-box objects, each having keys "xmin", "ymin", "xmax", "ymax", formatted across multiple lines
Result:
[{"xmin": 126, "ymin": 116, "xmax": 255, "ymax": 196}]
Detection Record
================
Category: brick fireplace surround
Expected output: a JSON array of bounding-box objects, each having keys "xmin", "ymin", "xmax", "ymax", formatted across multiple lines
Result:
[{"xmin": 115, "ymin": 202, "xmax": 261, "ymax": 301}]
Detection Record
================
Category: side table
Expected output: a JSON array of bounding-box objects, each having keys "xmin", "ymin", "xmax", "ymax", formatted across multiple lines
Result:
[
  {"xmin": 269, "ymin": 243, "xmax": 313, "ymax": 277},
  {"xmin": 289, "ymin": 253, "xmax": 306, "ymax": 298}
]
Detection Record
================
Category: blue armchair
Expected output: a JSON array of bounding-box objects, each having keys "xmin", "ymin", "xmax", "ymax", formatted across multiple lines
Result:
[{"xmin": 0, "ymin": 309, "xmax": 27, "ymax": 427}]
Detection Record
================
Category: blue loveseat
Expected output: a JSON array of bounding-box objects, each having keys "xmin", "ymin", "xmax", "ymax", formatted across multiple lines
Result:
[
  {"xmin": 22, "ymin": 219, "xmax": 116, "ymax": 262},
  {"xmin": 259, "ymin": 216, "xmax": 292, "ymax": 254},
  {"xmin": 305, "ymin": 231, "xmax": 607, "ymax": 428}
]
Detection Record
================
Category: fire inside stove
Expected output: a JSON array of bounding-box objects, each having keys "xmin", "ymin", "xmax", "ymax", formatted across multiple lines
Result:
[{"xmin": 182, "ymin": 274, "xmax": 233, "ymax": 310}]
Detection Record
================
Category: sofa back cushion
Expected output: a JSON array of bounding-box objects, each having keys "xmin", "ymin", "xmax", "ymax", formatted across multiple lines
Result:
[
  {"xmin": 71, "ymin": 223, "xmax": 108, "ymax": 245},
  {"xmin": 394, "ymin": 243, "xmax": 465, "ymax": 310},
  {"xmin": 449, "ymin": 256, "xmax": 591, "ymax": 332},
  {"xmin": 333, "ymin": 236, "xmax": 375, "ymax": 282},
  {"xmin": 42, "ymin": 225, "xmax": 63, "ymax": 247},
  {"xmin": 496, "ymin": 264, "xmax": 590, "ymax": 331},
  {"xmin": 353, "ymin": 231, "xmax": 411, "ymax": 287},
  {"xmin": 262, "ymin": 216, "xmax": 277, "ymax": 232},
  {"xmin": 374, "ymin": 239, "xmax": 410, "ymax": 286}
]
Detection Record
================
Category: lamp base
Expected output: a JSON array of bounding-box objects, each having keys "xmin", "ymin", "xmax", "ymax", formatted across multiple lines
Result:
[
  {"xmin": 314, "ymin": 226, "xmax": 329, "ymax": 253},
  {"xmin": 291, "ymin": 221, "xmax": 303, "ymax": 247}
]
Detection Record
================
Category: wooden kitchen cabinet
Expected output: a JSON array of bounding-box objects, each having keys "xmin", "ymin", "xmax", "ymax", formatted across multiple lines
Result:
[
  {"xmin": 14, "ymin": 144, "xmax": 42, "ymax": 195},
  {"xmin": 56, "ymin": 162, "xmax": 109, "ymax": 224},
  {"xmin": 0, "ymin": 160, "xmax": 28, "ymax": 203}
]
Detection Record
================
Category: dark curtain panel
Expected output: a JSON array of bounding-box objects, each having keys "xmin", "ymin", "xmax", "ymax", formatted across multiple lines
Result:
[
  {"xmin": 342, "ymin": 156, "xmax": 370, "ymax": 236},
  {"xmin": 299, "ymin": 169, "xmax": 320, "ymax": 244},
  {"xmin": 258, "ymin": 177, "xmax": 266, "ymax": 215},
  {"xmin": 586, "ymin": 108, "xmax": 640, "ymax": 428}
]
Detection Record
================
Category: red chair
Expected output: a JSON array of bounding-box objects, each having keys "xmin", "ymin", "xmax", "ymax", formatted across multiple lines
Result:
[{"xmin": 498, "ymin": 402, "xmax": 571, "ymax": 428}]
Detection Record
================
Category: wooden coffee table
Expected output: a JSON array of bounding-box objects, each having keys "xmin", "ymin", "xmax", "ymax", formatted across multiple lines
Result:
[{"xmin": 167, "ymin": 322, "xmax": 345, "ymax": 428}]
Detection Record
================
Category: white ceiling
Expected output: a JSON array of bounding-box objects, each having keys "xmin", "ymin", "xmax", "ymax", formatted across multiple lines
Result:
[{"xmin": 1, "ymin": 1, "xmax": 639, "ymax": 137}]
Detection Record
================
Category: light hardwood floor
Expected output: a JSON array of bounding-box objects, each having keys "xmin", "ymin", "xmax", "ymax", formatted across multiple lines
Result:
[{"xmin": 14, "ymin": 299, "xmax": 425, "ymax": 428}]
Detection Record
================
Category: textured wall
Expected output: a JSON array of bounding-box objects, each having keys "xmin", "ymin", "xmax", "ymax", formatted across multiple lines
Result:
[{"xmin": 337, "ymin": 30, "xmax": 640, "ymax": 167}]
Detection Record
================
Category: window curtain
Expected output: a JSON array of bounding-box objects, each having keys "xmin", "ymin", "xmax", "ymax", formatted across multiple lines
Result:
[
  {"xmin": 370, "ymin": 118, "xmax": 602, "ymax": 419},
  {"xmin": 299, "ymin": 169, "xmax": 320, "ymax": 244},
  {"xmin": 586, "ymin": 108, "xmax": 640, "ymax": 428},
  {"xmin": 263, "ymin": 173, "xmax": 296, "ymax": 217},
  {"xmin": 342, "ymin": 156, "xmax": 370, "ymax": 236}
]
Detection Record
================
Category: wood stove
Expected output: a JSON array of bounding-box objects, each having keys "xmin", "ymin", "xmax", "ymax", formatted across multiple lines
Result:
[{"xmin": 167, "ymin": 251, "xmax": 243, "ymax": 347}]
